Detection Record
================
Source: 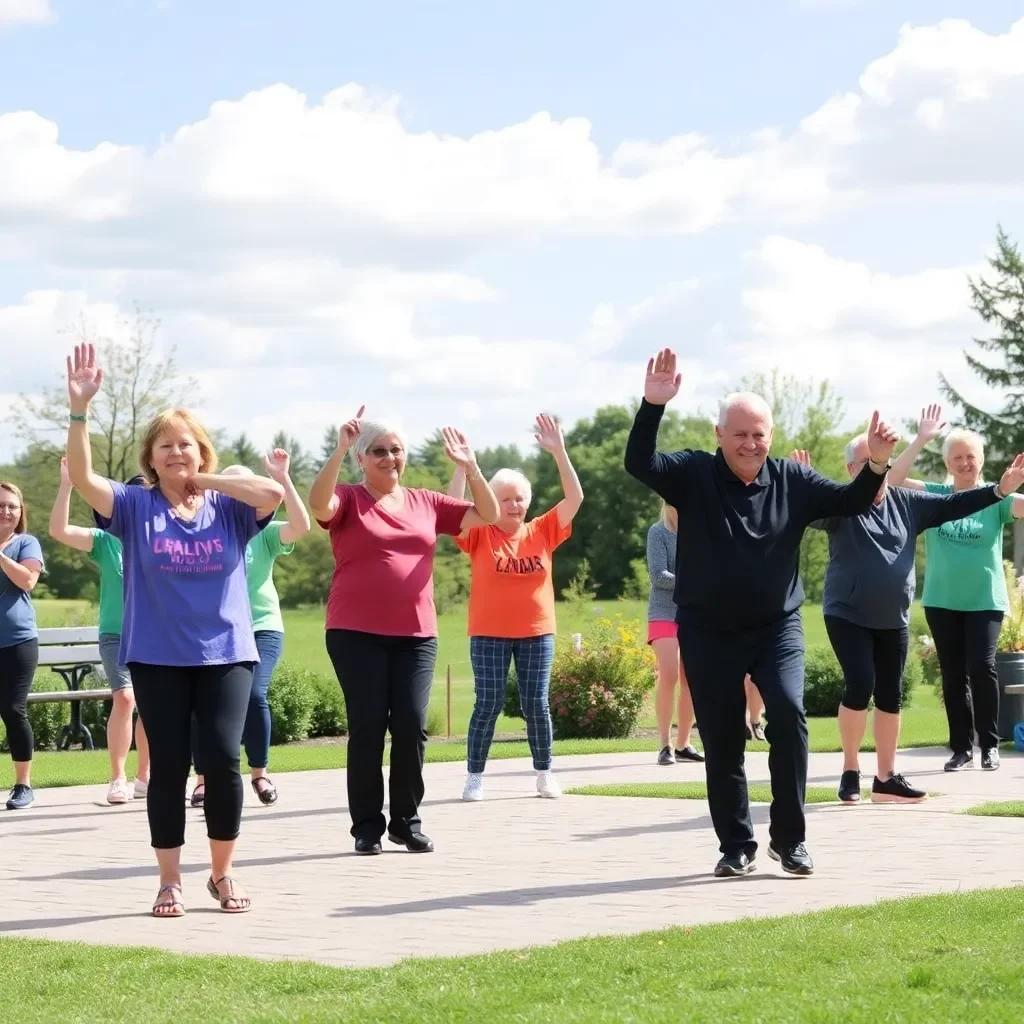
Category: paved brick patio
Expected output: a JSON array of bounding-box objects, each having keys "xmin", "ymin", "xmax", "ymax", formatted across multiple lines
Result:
[{"xmin": 1, "ymin": 746, "xmax": 1022, "ymax": 967}]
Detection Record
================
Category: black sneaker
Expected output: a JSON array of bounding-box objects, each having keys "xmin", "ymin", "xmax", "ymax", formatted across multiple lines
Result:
[
  {"xmin": 981, "ymin": 748, "xmax": 1001, "ymax": 771},
  {"xmin": 871, "ymin": 772, "xmax": 926, "ymax": 804},
  {"xmin": 714, "ymin": 851, "xmax": 756, "ymax": 877},
  {"xmin": 838, "ymin": 769, "xmax": 861, "ymax": 803},
  {"xmin": 657, "ymin": 745, "xmax": 674, "ymax": 766},
  {"xmin": 944, "ymin": 751, "xmax": 974, "ymax": 772},
  {"xmin": 767, "ymin": 842, "xmax": 814, "ymax": 876},
  {"xmin": 674, "ymin": 745, "xmax": 705, "ymax": 763}
]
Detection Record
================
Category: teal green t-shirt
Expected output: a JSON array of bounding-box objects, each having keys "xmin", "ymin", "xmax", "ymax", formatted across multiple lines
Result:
[
  {"xmin": 245, "ymin": 521, "xmax": 294, "ymax": 632},
  {"xmin": 89, "ymin": 529, "xmax": 124, "ymax": 636},
  {"xmin": 921, "ymin": 482, "xmax": 1015, "ymax": 612}
]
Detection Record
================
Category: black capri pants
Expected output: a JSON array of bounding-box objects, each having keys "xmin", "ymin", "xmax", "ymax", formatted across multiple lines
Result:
[
  {"xmin": 0, "ymin": 638, "xmax": 38, "ymax": 763},
  {"xmin": 824, "ymin": 615, "xmax": 908, "ymax": 715}
]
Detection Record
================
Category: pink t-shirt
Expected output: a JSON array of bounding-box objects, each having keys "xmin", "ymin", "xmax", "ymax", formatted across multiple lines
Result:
[{"xmin": 318, "ymin": 484, "xmax": 472, "ymax": 637}]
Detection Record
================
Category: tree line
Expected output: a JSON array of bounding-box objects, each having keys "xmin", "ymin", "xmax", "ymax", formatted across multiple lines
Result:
[{"xmin": 5, "ymin": 227, "xmax": 1023, "ymax": 609}]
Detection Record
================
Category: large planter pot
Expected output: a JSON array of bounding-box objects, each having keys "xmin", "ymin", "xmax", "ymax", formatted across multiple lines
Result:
[{"xmin": 996, "ymin": 652, "xmax": 1024, "ymax": 740}]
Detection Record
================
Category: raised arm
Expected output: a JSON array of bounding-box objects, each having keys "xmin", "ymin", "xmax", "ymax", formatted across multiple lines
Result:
[
  {"xmin": 535, "ymin": 414, "xmax": 584, "ymax": 528},
  {"xmin": 442, "ymin": 428, "xmax": 500, "ymax": 528},
  {"xmin": 646, "ymin": 527, "xmax": 675, "ymax": 591},
  {"xmin": 889, "ymin": 403, "xmax": 946, "ymax": 490},
  {"xmin": 64, "ymin": 343, "xmax": 115, "ymax": 519},
  {"xmin": 623, "ymin": 349, "xmax": 690, "ymax": 505},
  {"xmin": 48, "ymin": 457, "xmax": 96, "ymax": 552},
  {"xmin": 447, "ymin": 466, "xmax": 467, "ymax": 500},
  {"xmin": 912, "ymin": 453, "xmax": 1024, "ymax": 530},
  {"xmin": 788, "ymin": 449, "xmax": 838, "ymax": 532},
  {"xmin": 191, "ymin": 472, "xmax": 283, "ymax": 520},
  {"xmin": 262, "ymin": 449, "xmax": 311, "ymax": 544},
  {"xmin": 309, "ymin": 406, "xmax": 363, "ymax": 523},
  {"xmin": 0, "ymin": 540, "xmax": 41, "ymax": 591}
]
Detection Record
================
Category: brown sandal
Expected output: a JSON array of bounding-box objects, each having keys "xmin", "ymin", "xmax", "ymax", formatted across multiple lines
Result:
[
  {"xmin": 152, "ymin": 883, "xmax": 185, "ymax": 918},
  {"xmin": 206, "ymin": 874, "xmax": 252, "ymax": 914}
]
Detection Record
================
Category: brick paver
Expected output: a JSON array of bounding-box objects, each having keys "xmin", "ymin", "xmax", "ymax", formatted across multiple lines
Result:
[{"xmin": 1, "ymin": 746, "xmax": 1022, "ymax": 967}]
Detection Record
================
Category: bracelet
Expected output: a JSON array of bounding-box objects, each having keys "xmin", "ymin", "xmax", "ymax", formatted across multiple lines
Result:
[
  {"xmin": 69, "ymin": 413, "xmax": 88, "ymax": 423},
  {"xmin": 994, "ymin": 484, "xmax": 1006, "ymax": 499}
]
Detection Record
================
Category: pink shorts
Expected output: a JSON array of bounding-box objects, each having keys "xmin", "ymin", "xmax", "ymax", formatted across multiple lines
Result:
[{"xmin": 647, "ymin": 620, "xmax": 677, "ymax": 645}]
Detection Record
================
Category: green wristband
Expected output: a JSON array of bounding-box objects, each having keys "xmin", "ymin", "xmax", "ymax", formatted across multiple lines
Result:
[{"xmin": 69, "ymin": 413, "xmax": 88, "ymax": 423}]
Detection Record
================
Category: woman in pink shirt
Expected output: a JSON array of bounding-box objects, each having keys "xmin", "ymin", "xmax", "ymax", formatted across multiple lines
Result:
[{"xmin": 309, "ymin": 410, "xmax": 499, "ymax": 855}]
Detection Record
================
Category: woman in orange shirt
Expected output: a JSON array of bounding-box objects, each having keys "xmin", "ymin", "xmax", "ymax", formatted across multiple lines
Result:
[{"xmin": 448, "ymin": 414, "xmax": 584, "ymax": 801}]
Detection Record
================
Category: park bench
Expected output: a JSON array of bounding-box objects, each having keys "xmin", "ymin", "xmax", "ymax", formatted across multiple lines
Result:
[{"xmin": 26, "ymin": 627, "xmax": 109, "ymax": 751}]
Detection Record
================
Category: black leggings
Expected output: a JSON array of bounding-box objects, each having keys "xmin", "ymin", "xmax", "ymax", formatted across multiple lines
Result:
[
  {"xmin": 824, "ymin": 616, "xmax": 908, "ymax": 715},
  {"xmin": 923, "ymin": 607, "xmax": 1003, "ymax": 753},
  {"xmin": 0, "ymin": 639, "xmax": 37, "ymax": 763},
  {"xmin": 326, "ymin": 629, "xmax": 437, "ymax": 842},
  {"xmin": 128, "ymin": 662, "xmax": 253, "ymax": 849}
]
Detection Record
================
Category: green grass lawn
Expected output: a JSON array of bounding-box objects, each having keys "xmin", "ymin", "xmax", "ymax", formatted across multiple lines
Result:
[
  {"xmin": 963, "ymin": 801, "xmax": 1024, "ymax": 818},
  {"xmin": 566, "ymin": 781, "xmax": 869, "ymax": 803},
  {"xmin": 2, "ymin": 887, "xmax": 1022, "ymax": 1023}
]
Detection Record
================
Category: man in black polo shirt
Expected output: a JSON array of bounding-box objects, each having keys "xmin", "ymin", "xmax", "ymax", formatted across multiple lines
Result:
[{"xmin": 624, "ymin": 348, "xmax": 898, "ymax": 878}]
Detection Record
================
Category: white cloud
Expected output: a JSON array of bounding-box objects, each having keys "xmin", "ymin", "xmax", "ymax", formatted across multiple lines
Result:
[{"xmin": 0, "ymin": 0, "xmax": 54, "ymax": 28}]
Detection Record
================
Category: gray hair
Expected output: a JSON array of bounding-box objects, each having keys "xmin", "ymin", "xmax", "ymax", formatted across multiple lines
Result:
[
  {"xmin": 221, "ymin": 464, "xmax": 255, "ymax": 477},
  {"xmin": 942, "ymin": 428, "xmax": 984, "ymax": 463},
  {"xmin": 350, "ymin": 419, "xmax": 409, "ymax": 466},
  {"xmin": 718, "ymin": 391, "xmax": 774, "ymax": 429},
  {"xmin": 844, "ymin": 433, "xmax": 868, "ymax": 465},
  {"xmin": 489, "ymin": 468, "xmax": 532, "ymax": 507}
]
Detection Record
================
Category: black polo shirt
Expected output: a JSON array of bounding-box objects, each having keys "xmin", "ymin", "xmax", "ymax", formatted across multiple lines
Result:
[{"xmin": 624, "ymin": 400, "xmax": 885, "ymax": 630}]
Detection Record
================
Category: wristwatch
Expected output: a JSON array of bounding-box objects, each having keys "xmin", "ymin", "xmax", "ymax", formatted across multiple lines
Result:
[{"xmin": 869, "ymin": 457, "xmax": 892, "ymax": 472}]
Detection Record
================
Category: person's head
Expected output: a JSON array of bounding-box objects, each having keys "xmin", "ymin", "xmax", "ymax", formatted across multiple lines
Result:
[
  {"xmin": 660, "ymin": 501, "xmax": 678, "ymax": 533},
  {"xmin": 221, "ymin": 464, "xmax": 255, "ymax": 478},
  {"xmin": 138, "ymin": 408, "xmax": 218, "ymax": 488},
  {"xmin": 943, "ymin": 428, "xmax": 985, "ymax": 488},
  {"xmin": 489, "ymin": 468, "xmax": 532, "ymax": 532},
  {"xmin": 715, "ymin": 392, "xmax": 774, "ymax": 483},
  {"xmin": 351, "ymin": 419, "xmax": 407, "ymax": 493},
  {"xmin": 92, "ymin": 474, "xmax": 147, "ymax": 528},
  {"xmin": 844, "ymin": 432, "xmax": 886, "ymax": 503},
  {"xmin": 0, "ymin": 481, "xmax": 27, "ymax": 537}
]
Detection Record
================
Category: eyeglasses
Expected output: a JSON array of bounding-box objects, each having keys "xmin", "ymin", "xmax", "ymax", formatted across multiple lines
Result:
[
  {"xmin": 369, "ymin": 447, "xmax": 404, "ymax": 459},
  {"xmin": 0, "ymin": 504, "xmax": 21, "ymax": 514}
]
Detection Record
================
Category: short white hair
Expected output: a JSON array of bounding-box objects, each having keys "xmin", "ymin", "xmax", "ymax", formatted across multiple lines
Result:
[
  {"xmin": 718, "ymin": 391, "xmax": 774, "ymax": 429},
  {"xmin": 221, "ymin": 464, "xmax": 254, "ymax": 477},
  {"xmin": 844, "ymin": 433, "xmax": 868, "ymax": 465},
  {"xmin": 351, "ymin": 419, "xmax": 408, "ymax": 465},
  {"xmin": 489, "ymin": 468, "xmax": 532, "ymax": 507},
  {"xmin": 942, "ymin": 428, "xmax": 985, "ymax": 463}
]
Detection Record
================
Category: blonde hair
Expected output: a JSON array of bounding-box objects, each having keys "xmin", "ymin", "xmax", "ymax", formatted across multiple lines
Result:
[
  {"xmin": 138, "ymin": 409, "xmax": 219, "ymax": 486},
  {"xmin": 660, "ymin": 501, "xmax": 678, "ymax": 532},
  {"xmin": 0, "ymin": 481, "xmax": 27, "ymax": 534}
]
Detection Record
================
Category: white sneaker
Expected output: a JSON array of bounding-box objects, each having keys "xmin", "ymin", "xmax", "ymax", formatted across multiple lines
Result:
[
  {"xmin": 536, "ymin": 770, "xmax": 561, "ymax": 799},
  {"xmin": 462, "ymin": 773, "xmax": 484, "ymax": 801},
  {"xmin": 106, "ymin": 778, "xmax": 131, "ymax": 804},
  {"xmin": 133, "ymin": 778, "xmax": 149, "ymax": 799}
]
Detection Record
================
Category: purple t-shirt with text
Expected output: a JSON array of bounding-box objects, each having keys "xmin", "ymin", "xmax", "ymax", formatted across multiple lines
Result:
[{"xmin": 106, "ymin": 481, "xmax": 267, "ymax": 666}]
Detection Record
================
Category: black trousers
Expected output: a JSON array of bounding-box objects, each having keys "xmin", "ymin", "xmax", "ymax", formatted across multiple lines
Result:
[
  {"xmin": 824, "ymin": 615, "xmax": 908, "ymax": 714},
  {"xmin": 326, "ymin": 629, "xmax": 437, "ymax": 842},
  {"xmin": 0, "ymin": 639, "xmax": 37, "ymax": 763},
  {"xmin": 128, "ymin": 662, "xmax": 253, "ymax": 849},
  {"xmin": 923, "ymin": 607, "xmax": 1003, "ymax": 753},
  {"xmin": 679, "ymin": 612, "xmax": 808, "ymax": 857}
]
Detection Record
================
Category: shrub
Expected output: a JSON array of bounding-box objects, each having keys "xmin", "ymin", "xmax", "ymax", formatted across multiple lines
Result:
[
  {"xmin": 268, "ymin": 664, "xmax": 317, "ymax": 744},
  {"xmin": 546, "ymin": 617, "xmax": 654, "ymax": 739},
  {"xmin": 998, "ymin": 560, "xmax": 1024, "ymax": 653},
  {"xmin": 306, "ymin": 672, "xmax": 348, "ymax": 738},
  {"xmin": 803, "ymin": 644, "xmax": 845, "ymax": 717},
  {"xmin": 503, "ymin": 666, "xmax": 522, "ymax": 720},
  {"xmin": 901, "ymin": 644, "xmax": 921, "ymax": 709},
  {"xmin": 425, "ymin": 706, "xmax": 444, "ymax": 737}
]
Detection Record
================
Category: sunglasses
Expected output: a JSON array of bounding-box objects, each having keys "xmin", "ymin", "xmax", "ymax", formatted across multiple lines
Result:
[{"xmin": 369, "ymin": 446, "xmax": 404, "ymax": 459}]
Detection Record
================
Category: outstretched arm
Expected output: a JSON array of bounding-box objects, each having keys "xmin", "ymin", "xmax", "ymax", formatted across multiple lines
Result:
[
  {"xmin": 788, "ymin": 450, "xmax": 839, "ymax": 532},
  {"xmin": 192, "ymin": 472, "xmax": 283, "ymax": 520},
  {"xmin": 889, "ymin": 403, "xmax": 946, "ymax": 490},
  {"xmin": 64, "ymin": 343, "xmax": 115, "ymax": 519},
  {"xmin": 535, "ymin": 414, "xmax": 584, "ymax": 528},
  {"xmin": 912, "ymin": 453, "xmax": 1024, "ymax": 528},
  {"xmin": 49, "ymin": 458, "xmax": 96, "ymax": 552}
]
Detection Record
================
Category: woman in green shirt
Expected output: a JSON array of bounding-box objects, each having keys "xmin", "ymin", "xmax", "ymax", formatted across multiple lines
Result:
[
  {"xmin": 892, "ymin": 407, "xmax": 1024, "ymax": 773},
  {"xmin": 49, "ymin": 458, "xmax": 150, "ymax": 804},
  {"xmin": 191, "ymin": 449, "xmax": 309, "ymax": 806}
]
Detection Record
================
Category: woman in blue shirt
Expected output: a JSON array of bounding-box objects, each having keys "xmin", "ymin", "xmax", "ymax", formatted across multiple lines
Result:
[{"xmin": 0, "ymin": 480, "xmax": 45, "ymax": 810}]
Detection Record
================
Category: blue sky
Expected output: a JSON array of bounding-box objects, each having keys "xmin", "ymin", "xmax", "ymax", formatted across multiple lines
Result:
[{"xmin": 4, "ymin": 2, "xmax": 1024, "ymax": 460}]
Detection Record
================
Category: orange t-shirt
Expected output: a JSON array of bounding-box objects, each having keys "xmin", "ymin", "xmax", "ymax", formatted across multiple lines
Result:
[{"xmin": 455, "ymin": 506, "xmax": 572, "ymax": 638}]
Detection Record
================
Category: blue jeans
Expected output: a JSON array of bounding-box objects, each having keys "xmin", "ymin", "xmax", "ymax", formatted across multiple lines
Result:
[{"xmin": 468, "ymin": 635, "xmax": 554, "ymax": 774}]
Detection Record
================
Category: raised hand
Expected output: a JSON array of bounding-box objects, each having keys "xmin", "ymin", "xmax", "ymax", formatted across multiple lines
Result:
[
  {"xmin": 338, "ymin": 406, "xmax": 365, "ymax": 450},
  {"xmin": 59, "ymin": 456, "xmax": 72, "ymax": 487},
  {"xmin": 263, "ymin": 448, "xmax": 291, "ymax": 483},
  {"xmin": 916, "ymin": 403, "xmax": 946, "ymax": 443},
  {"xmin": 442, "ymin": 426, "xmax": 476, "ymax": 469},
  {"xmin": 866, "ymin": 411, "xmax": 900, "ymax": 465},
  {"xmin": 534, "ymin": 413, "xmax": 565, "ymax": 455},
  {"xmin": 644, "ymin": 348, "xmax": 682, "ymax": 406},
  {"xmin": 66, "ymin": 342, "xmax": 103, "ymax": 413},
  {"xmin": 998, "ymin": 453, "xmax": 1024, "ymax": 496},
  {"xmin": 789, "ymin": 449, "xmax": 813, "ymax": 469}
]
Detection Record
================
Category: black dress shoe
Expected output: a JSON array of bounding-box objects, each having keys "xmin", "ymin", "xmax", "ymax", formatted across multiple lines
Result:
[
  {"xmin": 767, "ymin": 841, "xmax": 814, "ymax": 876},
  {"xmin": 388, "ymin": 831, "xmax": 434, "ymax": 853},
  {"xmin": 354, "ymin": 838, "xmax": 382, "ymax": 855},
  {"xmin": 714, "ymin": 851, "xmax": 757, "ymax": 877}
]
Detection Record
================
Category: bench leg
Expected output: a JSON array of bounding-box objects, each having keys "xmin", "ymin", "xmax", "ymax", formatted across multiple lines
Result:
[{"xmin": 59, "ymin": 699, "xmax": 96, "ymax": 752}]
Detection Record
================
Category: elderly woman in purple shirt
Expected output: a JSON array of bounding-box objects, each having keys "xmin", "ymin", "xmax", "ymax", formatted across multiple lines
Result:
[{"xmin": 65, "ymin": 344, "xmax": 283, "ymax": 918}]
